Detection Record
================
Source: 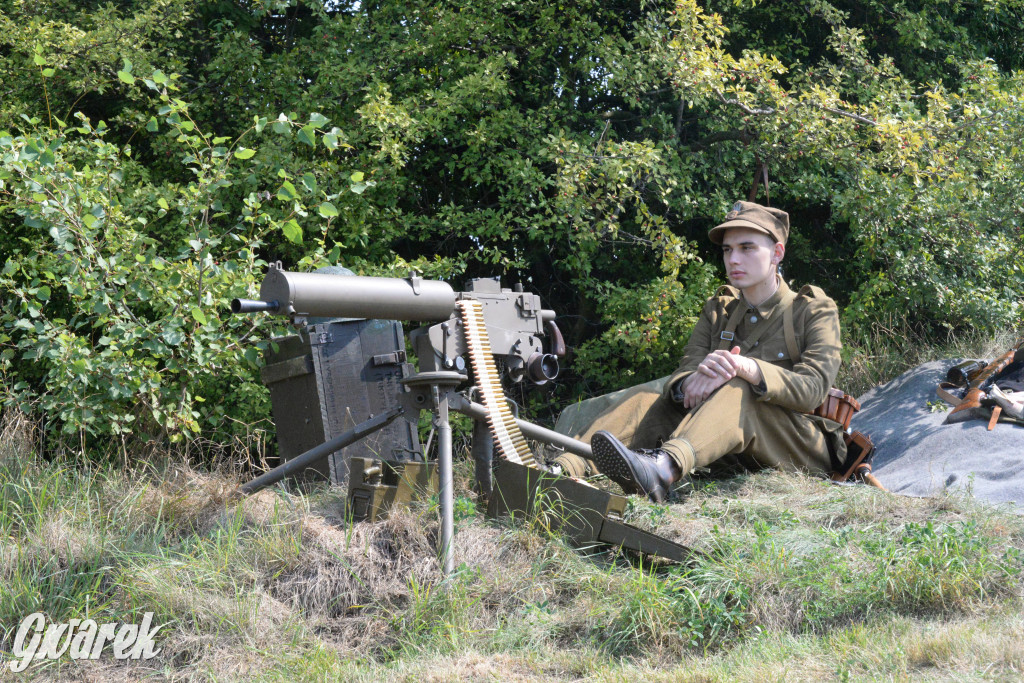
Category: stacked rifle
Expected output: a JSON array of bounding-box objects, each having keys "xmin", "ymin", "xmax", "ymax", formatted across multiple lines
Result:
[{"xmin": 939, "ymin": 340, "xmax": 1024, "ymax": 429}]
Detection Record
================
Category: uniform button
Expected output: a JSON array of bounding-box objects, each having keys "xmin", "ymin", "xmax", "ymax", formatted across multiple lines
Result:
[
  {"xmin": 777, "ymin": 352, "xmax": 785, "ymax": 358},
  {"xmin": 753, "ymin": 341, "xmax": 759, "ymax": 347},
  {"xmin": 750, "ymin": 315, "xmax": 758, "ymax": 323}
]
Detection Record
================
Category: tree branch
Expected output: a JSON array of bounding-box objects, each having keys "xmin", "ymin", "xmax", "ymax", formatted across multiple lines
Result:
[
  {"xmin": 820, "ymin": 105, "xmax": 877, "ymax": 126},
  {"xmin": 714, "ymin": 89, "xmax": 775, "ymax": 116},
  {"xmin": 713, "ymin": 88, "xmax": 878, "ymax": 127}
]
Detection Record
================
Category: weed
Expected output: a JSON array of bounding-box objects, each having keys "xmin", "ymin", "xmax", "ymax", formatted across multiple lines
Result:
[{"xmin": 385, "ymin": 567, "xmax": 485, "ymax": 658}]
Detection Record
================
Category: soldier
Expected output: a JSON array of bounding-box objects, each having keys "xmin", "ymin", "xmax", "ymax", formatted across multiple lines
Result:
[{"xmin": 551, "ymin": 201, "xmax": 847, "ymax": 502}]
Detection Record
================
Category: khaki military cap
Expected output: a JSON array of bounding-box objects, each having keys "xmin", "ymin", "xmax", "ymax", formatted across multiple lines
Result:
[{"xmin": 708, "ymin": 201, "xmax": 790, "ymax": 245}]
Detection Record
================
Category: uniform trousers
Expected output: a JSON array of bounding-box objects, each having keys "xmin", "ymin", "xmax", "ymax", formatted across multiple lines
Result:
[{"xmin": 554, "ymin": 377, "xmax": 836, "ymax": 479}]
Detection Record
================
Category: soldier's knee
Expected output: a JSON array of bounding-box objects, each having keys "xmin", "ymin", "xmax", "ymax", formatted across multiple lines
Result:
[{"xmin": 715, "ymin": 377, "xmax": 755, "ymax": 399}]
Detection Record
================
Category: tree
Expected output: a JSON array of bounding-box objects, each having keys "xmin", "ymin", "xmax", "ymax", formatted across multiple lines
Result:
[{"xmin": 2, "ymin": 0, "xmax": 1022, "ymax": 447}]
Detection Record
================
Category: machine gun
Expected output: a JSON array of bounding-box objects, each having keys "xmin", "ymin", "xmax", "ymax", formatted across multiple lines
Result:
[{"xmin": 233, "ymin": 263, "xmax": 697, "ymax": 571}]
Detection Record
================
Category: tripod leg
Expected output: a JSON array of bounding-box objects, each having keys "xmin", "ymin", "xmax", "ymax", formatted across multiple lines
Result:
[{"xmin": 434, "ymin": 387, "xmax": 455, "ymax": 575}]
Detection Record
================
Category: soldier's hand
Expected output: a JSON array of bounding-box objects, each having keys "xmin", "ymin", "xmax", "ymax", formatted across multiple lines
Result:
[
  {"xmin": 682, "ymin": 347, "xmax": 763, "ymax": 409},
  {"xmin": 682, "ymin": 370, "xmax": 730, "ymax": 409},
  {"xmin": 726, "ymin": 345, "xmax": 764, "ymax": 385},
  {"xmin": 695, "ymin": 348, "xmax": 742, "ymax": 380}
]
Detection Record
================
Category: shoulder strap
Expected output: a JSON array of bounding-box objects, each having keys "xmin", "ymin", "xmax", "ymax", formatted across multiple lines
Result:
[
  {"xmin": 718, "ymin": 289, "xmax": 798, "ymax": 354},
  {"xmin": 782, "ymin": 285, "xmax": 826, "ymax": 364},
  {"xmin": 716, "ymin": 299, "xmax": 744, "ymax": 351},
  {"xmin": 783, "ymin": 299, "xmax": 801, "ymax": 363}
]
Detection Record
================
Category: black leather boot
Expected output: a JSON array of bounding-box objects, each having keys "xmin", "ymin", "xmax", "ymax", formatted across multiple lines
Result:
[{"xmin": 590, "ymin": 430, "xmax": 679, "ymax": 503}]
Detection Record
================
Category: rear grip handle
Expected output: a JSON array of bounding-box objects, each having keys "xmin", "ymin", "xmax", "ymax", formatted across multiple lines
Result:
[{"xmin": 545, "ymin": 320, "xmax": 566, "ymax": 357}]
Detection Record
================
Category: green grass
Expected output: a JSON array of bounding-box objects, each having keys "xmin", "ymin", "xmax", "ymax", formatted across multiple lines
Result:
[
  {"xmin": 2, "ymin": 437, "xmax": 1023, "ymax": 681},
  {"xmin": 2, "ymin": 331, "xmax": 1023, "ymax": 680}
]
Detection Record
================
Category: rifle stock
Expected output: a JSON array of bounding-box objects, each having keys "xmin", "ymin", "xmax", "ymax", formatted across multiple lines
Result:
[{"xmin": 945, "ymin": 346, "xmax": 1021, "ymax": 424}]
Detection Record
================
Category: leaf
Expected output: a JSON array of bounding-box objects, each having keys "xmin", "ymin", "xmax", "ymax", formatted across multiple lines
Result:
[
  {"xmin": 42, "ymin": 68, "xmax": 55, "ymax": 78},
  {"xmin": 191, "ymin": 307, "xmax": 208, "ymax": 325},
  {"xmin": 309, "ymin": 112, "xmax": 329, "ymax": 128},
  {"xmin": 297, "ymin": 125, "xmax": 316, "ymax": 148},
  {"xmin": 323, "ymin": 132, "xmax": 338, "ymax": 150},
  {"xmin": 350, "ymin": 171, "xmax": 365, "ymax": 183},
  {"xmin": 318, "ymin": 202, "xmax": 339, "ymax": 218},
  {"xmin": 146, "ymin": 117, "xmax": 158, "ymax": 131},
  {"xmin": 157, "ymin": 197, "xmax": 169, "ymax": 210},
  {"xmin": 118, "ymin": 70, "xmax": 134, "ymax": 84},
  {"xmin": 152, "ymin": 69, "xmax": 168, "ymax": 84},
  {"xmin": 234, "ymin": 147, "xmax": 256, "ymax": 159},
  {"xmin": 277, "ymin": 181, "xmax": 298, "ymax": 201},
  {"xmin": 35, "ymin": 286, "xmax": 51, "ymax": 302},
  {"xmin": 162, "ymin": 328, "xmax": 184, "ymax": 346},
  {"xmin": 33, "ymin": 54, "xmax": 46, "ymax": 66},
  {"xmin": 302, "ymin": 173, "xmax": 318, "ymax": 193},
  {"xmin": 282, "ymin": 219, "xmax": 303, "ymax": 243}
]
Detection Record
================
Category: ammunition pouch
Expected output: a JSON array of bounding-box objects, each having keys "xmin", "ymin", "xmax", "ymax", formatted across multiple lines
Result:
[{"xmin": 812, "ymin": 387, "xmax": 860, "ymax": 430}]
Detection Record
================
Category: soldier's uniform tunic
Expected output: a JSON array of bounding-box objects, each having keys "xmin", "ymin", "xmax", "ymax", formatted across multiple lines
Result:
[{"xmin": 554, "ymin": 279, "xmax": 847, "ymax": 479}]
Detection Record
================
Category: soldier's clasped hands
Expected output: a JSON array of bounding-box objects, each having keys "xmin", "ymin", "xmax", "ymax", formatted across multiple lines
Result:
[{"xmin": 681, "ymin": 346, "xmax": 763, "ymax": 409}]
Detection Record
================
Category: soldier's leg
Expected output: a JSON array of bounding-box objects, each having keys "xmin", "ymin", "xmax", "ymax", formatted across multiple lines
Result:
[
  {"xmin": 551, "ymin": 381, "xmax": 684, "ymax": 477},
  {"xmin": 661, "ymin": 378, "xmax": 836, "ymax": 477}
]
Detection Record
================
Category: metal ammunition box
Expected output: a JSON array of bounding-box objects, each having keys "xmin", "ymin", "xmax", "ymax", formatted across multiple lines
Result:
[
  {"xmin": 487, "ymin": 460, "xmax": 697, "ymax": 562},
  {"xmin": 347, "ymin": 457, "xmax": 438, "ymax": 522},
  {"xmin": 261, "ymin": 319, "xmax": 421, "ymax": 487}
]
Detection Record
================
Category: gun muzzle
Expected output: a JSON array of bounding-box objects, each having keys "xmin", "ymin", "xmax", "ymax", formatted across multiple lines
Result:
[
  {"xmin": 231, "ymin": 298, "xmax": 280, "ymax": 314},
  {"xmin": 527, "ymin": 353, "xmax": 559, "ymax": 384}
]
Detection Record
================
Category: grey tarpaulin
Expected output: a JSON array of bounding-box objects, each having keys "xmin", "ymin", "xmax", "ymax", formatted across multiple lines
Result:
[{"xmin": 851, "ymin": 360, "xmax": 1023, "ymax": 508}]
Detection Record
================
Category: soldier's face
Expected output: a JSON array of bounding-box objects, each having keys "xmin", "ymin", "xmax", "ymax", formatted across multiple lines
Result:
[{"xmin": 720, "ymin": 228, "xmax": 781, "ymax": 291}]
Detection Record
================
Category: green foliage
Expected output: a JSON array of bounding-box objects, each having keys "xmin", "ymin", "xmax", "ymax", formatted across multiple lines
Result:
[
  {"xmin": 2, "ymin": 0, "xmax": 1023, "ymax": 446},
  {"xmin": 0, "ymin": 108, "xmax": 263, "ymax": 442},
  {"xmin": 0, "ymin": 67, "xmax": 366, "ymax": 444}
]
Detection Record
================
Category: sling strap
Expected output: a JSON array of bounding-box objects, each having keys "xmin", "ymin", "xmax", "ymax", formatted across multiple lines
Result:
[
  {"xmin": 783, "ymin": 299, "xmax": 801, "ymax": 363},
  {"xmin": 717, "ymin": 289, "xmax": 799, "ymax": 357}
]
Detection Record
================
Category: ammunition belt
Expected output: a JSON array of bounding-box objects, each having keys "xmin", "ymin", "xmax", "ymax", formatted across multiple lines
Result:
[{"xmin": 457, "ymin": 300, "xmax": 537, "ymax": 468}]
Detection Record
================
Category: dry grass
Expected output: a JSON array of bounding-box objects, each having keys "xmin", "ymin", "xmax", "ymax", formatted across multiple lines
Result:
[
  {"xmin": 837, "ymin": 320, "xmax": 1022, "ymax": 399},
  {"xmin": 2, "ymin": 398, "xmax": 1024, "ymax": 681}
]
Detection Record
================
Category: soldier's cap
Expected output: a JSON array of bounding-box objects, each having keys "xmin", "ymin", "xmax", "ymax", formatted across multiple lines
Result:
[{"xmin": 708, "ymin": 201, "xmax": 789, "ymax": 246}]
